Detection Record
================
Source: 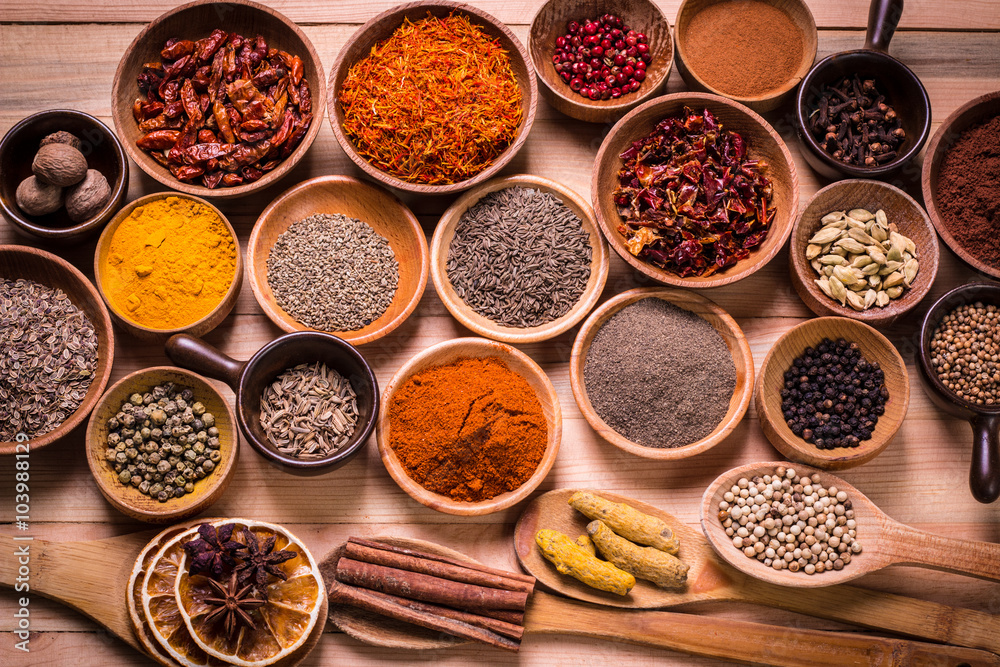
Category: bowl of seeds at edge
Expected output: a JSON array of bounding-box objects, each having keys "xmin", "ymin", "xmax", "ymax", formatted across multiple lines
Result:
[
  {"xmin": 570, "ymin": 287, "xmax": 755, "ymax": 459},
  {"xmin": 755, "ymin": 316, "xmax": 910, "ymax": 470},
  {"xmin": 84, "ymin": 366, "xmax": 239, "ymax": 523},
  {"xmin": 248, "ymin": 175, "xmax": 429, "ymax": 345},
  {"xmin": 431, "ymin": 174, "xmax": 609, "ymax": 344},
  {"xmin": 0, "ymin": 245, "xmax": 116, "ymax": 455}
]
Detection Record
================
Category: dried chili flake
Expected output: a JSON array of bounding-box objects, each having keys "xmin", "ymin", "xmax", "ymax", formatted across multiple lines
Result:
[
  {"xmin": 339, "ymin": 12, "xmax": 523, "ymax": 185},
  {"xmin": 612, "ymin": 107, "xmax": 775, "ymax": 277}
]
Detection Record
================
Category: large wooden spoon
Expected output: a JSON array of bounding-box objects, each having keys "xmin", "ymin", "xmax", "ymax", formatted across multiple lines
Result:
[
  {"xmin": 321, "ymin": 535, "xmax": 997, "ymax": 666},
  {"xmin": 701, "ymin": 461, "xmax": 1000, "ymax": 588},
  {"xmin": 514, "ymin": 488, "xmax": 1000, "ymax": 655}
]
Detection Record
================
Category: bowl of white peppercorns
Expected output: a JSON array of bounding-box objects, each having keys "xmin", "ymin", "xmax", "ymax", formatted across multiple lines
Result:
[
  {"xmin": 85, "ymin": 366, "xmax": 239, "ymax": 523},
  {"xmin": 919, "ymin": 282, "xmax": 1000, "ymax": 503}
]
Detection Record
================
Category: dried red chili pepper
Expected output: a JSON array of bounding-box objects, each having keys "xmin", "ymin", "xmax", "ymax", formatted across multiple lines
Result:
[
  {"xmin": 162, "ymin": 39, "xmax": 195, "ymax": 60},
  {"xmin": 195, "ymin": 29, "xmax": 227, "ymax": 64},
  {"xmin": 137, "ymin": 130, "xmax": 181, "ymax": 150},
  {"xmin": 612, "ymin": 107, "xmax": 775, "ymax": 278}
]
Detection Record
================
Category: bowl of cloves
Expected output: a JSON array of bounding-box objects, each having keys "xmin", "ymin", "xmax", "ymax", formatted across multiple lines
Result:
[{"xmin": 794, "ymin": 0, "xmax": 930, "ymax": 180}]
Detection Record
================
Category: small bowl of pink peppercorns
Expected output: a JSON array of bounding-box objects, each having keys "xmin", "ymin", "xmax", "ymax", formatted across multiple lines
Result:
[{"xmin": 528, "ymin": 0, "xmax": 673, "ymax": 124}]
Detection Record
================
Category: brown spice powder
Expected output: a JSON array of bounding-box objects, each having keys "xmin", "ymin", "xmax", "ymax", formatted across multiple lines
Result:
[{"xmin": 683, "ymin": 0, "xmax": 804, "ymax": 98}]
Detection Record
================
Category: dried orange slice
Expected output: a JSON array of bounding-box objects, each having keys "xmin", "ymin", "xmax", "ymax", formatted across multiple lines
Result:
[
  {"xmin": 141, "ymin": 525, "xmax": 229, "ymax": 667},
  {"xmin": 128, "ymin": 524, "xmax": 187, "ymax": 667},
  {"xmin": 174, "ymin": 520, "xmax": 325, "ymax": 667}
]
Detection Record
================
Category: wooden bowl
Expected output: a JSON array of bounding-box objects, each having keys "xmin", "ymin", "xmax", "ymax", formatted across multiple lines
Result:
[
  {"xmin": 592, "ymin": 93, "xmax": 798, "ymax": 289},
  {"xmin": 376, "ymin": 337, "xmax": 561, "ymax": 515},
  {"xmin": 921, "ymin": 91, "xmax": 1000, "ymax": 280},
  {"xmin": 430, "ymin": 174, "xmax": 609, "ymax": 344},
  {"xmin": 328, "ymin": 1, "xmax": 537, "ymax": 195},
  {"xmin": 917, "ymin": 283, "xmax": 1000, "ymax": 503},
  {"xmin": 0, "ymin": 109, "xmax": 129, "ymax": 241},
  {"xmin": 755, "ymin": 316, "xmax": 909, "ymax": 470},
  {"xmin": 569, "ymin": 287, "xmax": 754, "ymax": 459},
  {"xmin": 793, "ymin": 0, "xmax": 930, "ymax": 181},
  {"xmin": 789, "ymin": 179, "xmax": 939, "ymax": 327},
  {"xmin": 528, "ymin": 0, "xmax": 673, "ymax": 123},
  {"xmin": 248, "ymin": 176, "xmax": 429, "ymax": 346},
  {"xmin": 84, "ymin": 366, "xmax": 239, "ymax": 523},
  {"xmin": 674, "ymin": 0, "xmax": 817, "ymax": 113},
  {"xmin": 94, "ymin": 192, "xmax": 243, "ymax": 343},
  {"xmin": 0, "ymin": 245, "xmax": 116, "ymax": 455},
  {"xmin": 111, "ymin": 0, "xmax": 326, "ymax": 199}
]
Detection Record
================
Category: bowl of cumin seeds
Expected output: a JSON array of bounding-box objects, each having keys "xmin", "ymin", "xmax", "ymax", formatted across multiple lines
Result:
[{"xmin": 431, "ymin": 174, "xmax": 609, "ymax": 344}]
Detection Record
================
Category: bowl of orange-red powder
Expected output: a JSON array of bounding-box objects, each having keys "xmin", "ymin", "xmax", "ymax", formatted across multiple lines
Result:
[{"xmin": 376, "ymin": 337, "xmax": 562, "ymax": 515}]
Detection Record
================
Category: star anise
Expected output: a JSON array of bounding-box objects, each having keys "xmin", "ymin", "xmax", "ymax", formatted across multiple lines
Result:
[
  {"xmin": 202, "ymin": 571, "xmax": 265, "ymax": 638},
  {"xmin": 234, "ymin": 526, "xmax": 297, "ymax": 593},
  {"xmin": 183, "ymin": 523, "xmax": 242, "ymax": 577}
]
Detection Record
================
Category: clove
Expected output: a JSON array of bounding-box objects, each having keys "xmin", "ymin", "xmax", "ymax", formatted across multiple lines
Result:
[{"xmin": 808, "ymin": 74, "xmax": 906, "ymax": 168}]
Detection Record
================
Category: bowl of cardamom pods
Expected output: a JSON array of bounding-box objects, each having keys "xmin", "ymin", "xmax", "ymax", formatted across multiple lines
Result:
[{"xmin": 789, "ymin": 179, "xmax": 939, "ymax": 327}]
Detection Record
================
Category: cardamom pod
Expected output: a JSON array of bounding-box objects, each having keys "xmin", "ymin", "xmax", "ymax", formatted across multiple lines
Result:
[
  {"xmin": 809, "ymin": 227, "xmax": 843, "ymax": 245},
  {"xmin": 833, "ymin": 265, "xmax": 857, "ymax": 285},
  {"xmin": 863, "ymin": 289, "xmax": 877, "ymax": 310},
  {"xmin": 883, "ymin": 271, "xmax": 905, "ymax": 288},
  {"xmin": 830, "ymin": 246, "xmax": 849, "ymax": 257},
  {"xmin": 821, "ymin": 211, "xmax": 846, "ymax": 224},
  {"xmin": 861, "ymin": 262, "xmax": 881, "ymax": 276},
  {"xmin": 819, "ymin": 254, "xmax": 847, "ymax": 266},
  {"xmin": 905, "ymin": 237, "xmax": 916, "ymax": 255},
  {"xmin": 867, "ymin": 246, "xmax": 888, "ymax": 265},
  {"xmin": 806, "ymin": 243, "xmax": 823, "ymax": 260},
  {"xmin": 903, "ymin": 258, "xmax": 919, "ymax": 287},
  {"xmin": 851, "ymin": 254, "xmax": 873, "ymax": 268},
  {"xmin": 845, "ymin": 217, "xmax": 868, "ymax": 230},
  {"xmin": 849, "ymin": 228, "xmax": 880, "ymax": 246},
  {"xmin": 811, "ymin": 259, "xmax": 823, "ymax": 274},
  {"xmin": 816, "ymin": 278, "xmax": 834, "ymax": 300},
  {"xmin": 868, "ymin": 274, "xmax": 882, "ymax": 289},
  {"xmin": 824, "ymin": 265, "xmax": 835, "ymax": 277},
  {"xmin": 836, "ymin": 238, "xmax": 868, "ymax": 254},
  {"xmin": 878, "ymin": 260, "xmax": 903, "ymax": 276},
  {"xmin": 876, "ymin": 290, "xmax": 890, "ymax": 307},
  {"xmin": 886, "ymin": 286, "xmax": 904, "ymax": 299},
  {"xmin": 870, "ymin": 223, "xmax": 888, "ymax": 243},
  {"xmin": 846, "ymin": 290, "xmax": 866, "ymax": 311},
  {"xmin": 849, "ymin": 209, "xmax": 875, "ymax": 222},
  {"xmin": 875, "ymin": 209, "xmax": 888, "ymax": 226},
  {"xmin": 829, "ymin": 275, "xmax": 847, "ymax": 306}
]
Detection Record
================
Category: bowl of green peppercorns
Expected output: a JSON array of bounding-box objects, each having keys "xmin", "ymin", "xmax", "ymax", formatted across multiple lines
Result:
[{"xmin": 85, "ymin": 366, "xmax": 239, "ymax": 523}]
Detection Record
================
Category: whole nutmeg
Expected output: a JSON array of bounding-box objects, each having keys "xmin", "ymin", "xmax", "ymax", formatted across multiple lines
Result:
[
  {"xmin": 15, "ymin": 176, "xmax": 63, "ymax": 216},
  {"xmin": 65, "ymin": 169, "xmax": 111, "ymax": 222},
  {"xmin": 40, "ymin": 131, "xmax": 83, "ymax": 152},
  {"xmin": 32, "ymin": 143, "xmax": 87, "ymax": 187}
]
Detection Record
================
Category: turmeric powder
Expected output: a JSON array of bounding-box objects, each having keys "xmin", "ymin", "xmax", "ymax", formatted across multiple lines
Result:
[{"xmin": 102, "ymin": 197, "xmax": 238, "ymax": 329}]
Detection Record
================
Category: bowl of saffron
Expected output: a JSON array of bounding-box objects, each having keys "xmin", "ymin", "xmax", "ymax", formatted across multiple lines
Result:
[{"xmin": 329, "ymin": 1, "xmax": 537, "ymax": 194}]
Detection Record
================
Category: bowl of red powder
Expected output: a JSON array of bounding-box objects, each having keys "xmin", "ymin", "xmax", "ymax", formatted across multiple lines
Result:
[
  {"xmin": 376, "ymin": 337, "xmax": 561, "ymax": 515},
  {"xmin": 922, "ymin": 91, "xmax": 1000, "ymax": 280}
]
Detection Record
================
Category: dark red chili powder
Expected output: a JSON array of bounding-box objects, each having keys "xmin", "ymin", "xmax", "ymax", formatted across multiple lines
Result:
[{"xmin": 935, "ymin": 114, "xmax": 1000, "ymax": 267}]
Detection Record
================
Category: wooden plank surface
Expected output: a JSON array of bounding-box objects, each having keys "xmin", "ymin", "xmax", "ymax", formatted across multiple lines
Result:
[{"xmin": 2, "ymin": 0, "xmax": 1000, "ymax": 665}]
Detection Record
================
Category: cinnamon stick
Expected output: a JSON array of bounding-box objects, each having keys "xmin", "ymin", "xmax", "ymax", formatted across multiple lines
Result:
[
  {"xmin": 475, "ymin": 609, "xmax": 524, "ymax": 625},
  {"xmin": 357, "ymin": 587, "xmax": 524, "ymax": 640},
  {"xmin": 328, "ymin": 579, "xmax": 520, "ymax": 651},
  {"xmin": 348, "ymin": 537, "xmax": 536, "ymax": 586},
  {"xmin": 344, "ymin": 541, "xmax": 534, "ymax": 594},
  {"xmin": 336, "ymin": 558, "xmax": 529, "ymax": 612}
]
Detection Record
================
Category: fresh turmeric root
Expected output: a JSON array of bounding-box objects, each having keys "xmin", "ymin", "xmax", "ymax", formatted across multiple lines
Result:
[
  {"xmin": 587, "ymin": 520, "xmax": 689, "ymax": 589},
  {"xmin": 569, "ymin": 491, "xmax": 680, "ymax": 554},
  {"xmin": 535, "ymin": 529, "xmax": 634, "ymax": 595}
]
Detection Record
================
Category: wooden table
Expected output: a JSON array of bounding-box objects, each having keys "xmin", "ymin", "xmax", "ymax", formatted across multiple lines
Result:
[{"xmin": 2, "ymin": 1, "xmax": 999, "ymax": 665}]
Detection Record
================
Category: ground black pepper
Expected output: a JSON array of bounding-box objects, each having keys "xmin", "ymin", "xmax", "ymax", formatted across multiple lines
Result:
[
  {"xmin": 780, "ymin": 338, "xmax": 888, "ymax": 449},
  {"xmin": 583, "ymin": 298, "xmax": 736, "ymax": 448}
]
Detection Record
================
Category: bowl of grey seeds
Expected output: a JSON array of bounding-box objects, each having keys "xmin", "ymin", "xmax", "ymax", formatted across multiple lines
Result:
[
  {"xmin": 431, "ymin": 174, "xmax": 609, "ymax": 344},
  {"xmin": 84, "ymin": 366, "xmax": 239, "ymax": 523}
]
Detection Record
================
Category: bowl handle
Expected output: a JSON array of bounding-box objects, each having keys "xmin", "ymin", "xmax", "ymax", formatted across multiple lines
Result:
[
  {"xmin": 166, "ymin": 334, "xmax": 244, "ymax": 390},
  {"xmin": 863, "ymin": 0, "xmax": 904, "ymax": 53},
  {"xmin": 970, "ymin": 414, "xmax": 1000, "ymax": 503}
]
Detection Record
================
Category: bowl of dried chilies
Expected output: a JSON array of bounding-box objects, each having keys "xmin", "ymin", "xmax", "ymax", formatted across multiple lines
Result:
[
  {"xmin": 593, "ymin": 93, "xmax": 798, "ymax": 288},
  {"xmin": 111, "ymin": 0, "xmax": 326, "ymax": 198}
]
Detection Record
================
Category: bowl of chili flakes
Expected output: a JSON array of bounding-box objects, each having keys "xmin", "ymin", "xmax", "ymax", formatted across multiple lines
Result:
[
  {"xmin": 592, "ymin": 92, "xmax": 798, "ymax": 289},
  {"xmin": 111, "ymin": 0, "xmax": 326, "ymax": 199}
]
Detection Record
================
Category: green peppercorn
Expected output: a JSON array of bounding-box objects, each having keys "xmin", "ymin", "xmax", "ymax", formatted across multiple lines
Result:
[
  {"xmin": 184, "ymin": 482, "xmax": 195, "ymax": 494},
  {"xmin": 118, "ymin": 470, "xmax": 131, "ymax": 483},
  {"xmin": 107, "ymin": 433, "xmax": 121, "ymax": 446},
  {"xmin": 157, "ymin": 490, "xmax": 169, "ymax": 503},
  {"xmin": 175, "ymin": 476, "xmax": 187, "ymax": 486},
  {"xmin": 192, "ymin": 402, "xmax": 205, "ymax": 416},
  {"xmin": 156, "ymin": 460, "xmax": 171, "ymax": 473},
  {"xmin": 207, "ymin": 426, "xmax": 219, "ymax": 438},
  {"xmin": 130, "ymin": 393, "xmax": 143, "ymax": 406},
  {"xmin": 150, "ymin": 428, "xmax": 163, "ymax": 440},
  {"xmin": 194, "ymin": 466, "xmax": 206, "ymax": 478},
  {"xmin": 192, "ymin": 419, "xmax": 205, "ymax": 432},
  {"xmin": 139, "ymin": 480, "xmax": 150, "ymax": 494},
  {"xmin": 122, "ymin": 414, "xmax": 135, "ymax": 428},
  {"xmin": 208, "ymin": 450, "xmax": 222, "ymax": 463},
  {"xmin": 104, "ymin": 449, "xmax": 116, "ymax": 462},
  {"xmin": 150, "ymin": 483, "xmax": 163, "ymax": 495},
  {"xmin": 107, "ymin": 417, "xmax": 120, "ymax": 430},
  {"xmin": 203, "ymin": 460, "xmax": 216, "ymax": 472},
  {"xmin": 116, "ymin": 451, "xmax": 128, "ymax": 464},
  {"xmin": 207, "ymin": 437, "xmax": 220, "ymax": 449},
  {"xmin": 130, "ymin": 474, "xmax": 141, "ymax": 487},
  {"xmin": 203, "ymin": 413, "xmax": 216, "ymax": 428}
]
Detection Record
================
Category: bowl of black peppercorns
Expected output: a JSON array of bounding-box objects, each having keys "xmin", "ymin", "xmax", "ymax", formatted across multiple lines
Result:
[{"xmin": 755, "ymin": 316, "xmax": 909, "ymax": 470}]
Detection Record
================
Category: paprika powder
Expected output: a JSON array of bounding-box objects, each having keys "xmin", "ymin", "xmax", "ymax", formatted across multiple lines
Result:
[{"xmin": 387, "ymin": 357, "xmax": 547, "ymax": 502}]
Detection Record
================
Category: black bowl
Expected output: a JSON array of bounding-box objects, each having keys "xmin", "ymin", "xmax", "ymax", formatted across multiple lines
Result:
[
  {"xmin": 918, "ymin": 283, "xmax": 1000, "ymax": 503},
  {"xmin": 0, "ymin": 109, "xmax": 129, "ymax": 241},
  {"xmin": 166, "ymin": 332, "xmax": 379, "ymax": 476}
]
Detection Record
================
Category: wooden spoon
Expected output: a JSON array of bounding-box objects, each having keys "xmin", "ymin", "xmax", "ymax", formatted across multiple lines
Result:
[
  {"xmin": 515, "ymin": 488, "xmax": 1000, "ymax": 655},
  {"xmin": 320, "ymin": 535, "xmax": 997, "ymax": 666},
  {"xmin": 701, "ymin": 461, "xmax": 1000, "ymax": 588}
]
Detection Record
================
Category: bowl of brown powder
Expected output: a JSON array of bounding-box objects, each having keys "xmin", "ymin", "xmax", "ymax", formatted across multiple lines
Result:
[
  {"xmin": 570, "ymin": 287, "xmax": 754, "ymax": 459},
  {"xmin": 376, "ymin": 337, "xmax": 562, "ymax": 515},
  {"xmin": 674, "ymin": 0, "xmax": 818, "ymax": 113}
]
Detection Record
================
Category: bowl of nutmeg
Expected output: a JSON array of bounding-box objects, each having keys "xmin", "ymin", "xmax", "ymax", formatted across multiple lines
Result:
[{"xmin": 0, "ymin": 109, "xmax": 129, "ymax": 241}]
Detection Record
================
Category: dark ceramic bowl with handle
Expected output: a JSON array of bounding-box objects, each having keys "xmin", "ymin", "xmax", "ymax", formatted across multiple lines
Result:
[
  {"xmin": 917, "ymin": 283, "xmax": 1000, "ymax": 503},
  {"xmin": 794, "ymin": 0, "xmax": 930, "ymax": 180},
  {"xmin": 165, "ymin": 331, "xmax": 378, "ymax": 475}
]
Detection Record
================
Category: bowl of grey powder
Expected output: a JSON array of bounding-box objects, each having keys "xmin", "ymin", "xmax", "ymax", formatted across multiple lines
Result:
[
  {"xmin": 570, "ymin": 287, "xmax": 754, "ymax": 458},
  {"xmin": 248, "ymin": 176, "xmax": 429, "ymax": 345},
  {"xmin": 431, "ymin": 174, "xmax": 609, "ymax": 344}
]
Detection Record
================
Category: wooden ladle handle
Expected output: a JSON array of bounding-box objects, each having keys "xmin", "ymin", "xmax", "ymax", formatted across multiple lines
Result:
[
  {"xmin": 888, "ymin": 519, "xmax": 1000, "ymax": 582},
  {"xmin": 863, "ymin": 0, "xmax": 904, "ymax": 53},
  {"xmin": 970, "ymin": 413, "xmax": 1000, "ymax": 503},
  {"xmin": 525, "ymin": 591, "xmax": 998, "ymax": 666},
  {"xmin": 166, "ymin": 333, "xmax": 245, "ymax": 390}
]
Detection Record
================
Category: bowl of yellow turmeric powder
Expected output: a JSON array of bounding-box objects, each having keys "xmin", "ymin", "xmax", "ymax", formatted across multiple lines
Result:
[{"xmin": 94, "ymin": 192, "xmax": 243, "ymax": 342}]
